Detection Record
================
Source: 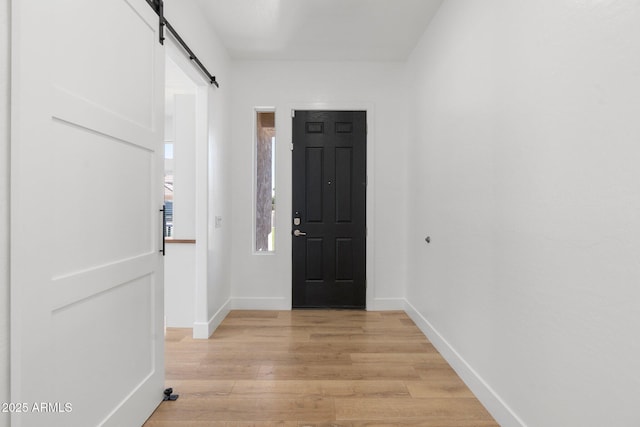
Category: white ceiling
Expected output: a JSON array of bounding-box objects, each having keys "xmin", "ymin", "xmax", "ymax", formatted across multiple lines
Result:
[{"xmin": 194, "ymin": 0, "xmax": 443, "ymax": 61}]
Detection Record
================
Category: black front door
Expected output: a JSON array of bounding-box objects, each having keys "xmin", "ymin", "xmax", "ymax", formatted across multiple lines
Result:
[{"xmin": 292, "ymin": 110, "xmax": 367, "ymax": 308}]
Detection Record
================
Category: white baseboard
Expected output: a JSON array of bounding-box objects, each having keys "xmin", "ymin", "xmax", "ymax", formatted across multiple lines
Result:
[
  {"xmin": 192, "ymin": 298, "xmax": 231, "ymax": 339},
  {"xmin": 228, "ymin": 297, "xmax": 405, "ymax": 311},
  {"xmin": 368, "ymin": 298, "xmax": 406, "ymax": 311},
  {"xmin": 230, "ymin": 297, "xmax": 290, "ymax": 310},
  {"xmin": 226, "ymin": 297, "xmax": 406, "ymax": 311},
  {"xmin": 403, "ymin": 300, "xmax": 526, "ymax": 427}
]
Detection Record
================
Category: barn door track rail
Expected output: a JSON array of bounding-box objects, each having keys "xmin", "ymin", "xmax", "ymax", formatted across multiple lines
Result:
[{"xmin": 146, "ymin": 0, "xmax": 220, "ymax": 88}]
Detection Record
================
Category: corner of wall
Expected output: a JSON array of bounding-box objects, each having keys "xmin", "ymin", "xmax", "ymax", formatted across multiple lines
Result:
[
  {"xmin": 193, "ymin": 297, "xmax": 231, "ymax": 339},
  {"xmin": 0, "ymin": 0, "xmax": 11, "ymax": 425}
]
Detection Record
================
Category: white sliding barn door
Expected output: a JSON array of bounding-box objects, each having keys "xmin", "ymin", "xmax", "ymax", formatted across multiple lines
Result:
[{"xmin": 11, "ymin": 1, "xmax": 165, "ymax": 426}]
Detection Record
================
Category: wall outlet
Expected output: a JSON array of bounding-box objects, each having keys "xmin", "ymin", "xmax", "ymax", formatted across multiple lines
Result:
[{"xmin": 215, "ymin": 216, "xmax": 223, "ymax": 228}]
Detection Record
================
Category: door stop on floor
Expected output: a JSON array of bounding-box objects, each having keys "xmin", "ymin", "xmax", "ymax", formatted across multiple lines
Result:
[{"xmin": 163, "ymin": 387, "xmax": 179, "ymax": 401}]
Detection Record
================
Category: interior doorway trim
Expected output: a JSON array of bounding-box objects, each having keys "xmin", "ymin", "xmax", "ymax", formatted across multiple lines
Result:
[{"xmin": 165, "ymin": 39, "xmax": 212, "ymax": 338}]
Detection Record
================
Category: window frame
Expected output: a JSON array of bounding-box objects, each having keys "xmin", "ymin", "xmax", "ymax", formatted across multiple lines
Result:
[{"xmin": 253, "ymin": 107, "xmax": 277, "ymax": 254}]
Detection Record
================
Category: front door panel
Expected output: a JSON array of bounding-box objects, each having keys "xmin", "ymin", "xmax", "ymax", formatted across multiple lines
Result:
[{"xmin": 292, "ymin": 111, "xmax": 366, "ymax": 308}]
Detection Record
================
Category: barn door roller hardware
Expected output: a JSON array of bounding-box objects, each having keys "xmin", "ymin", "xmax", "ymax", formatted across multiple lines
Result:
[{"xmin": 146, "ymin": 0, "xmax": 220, "ymax": 88}]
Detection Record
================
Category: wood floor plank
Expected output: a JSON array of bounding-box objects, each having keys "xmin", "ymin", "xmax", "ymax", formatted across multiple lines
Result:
[
  {"xmin": 405, "ymin": 379, "xmax": 475, "ymax": 398},
  {"xmin": 199, "ymin": 350, "xmax": 352, "ymax": 365},
  {"xmin": 318, "ymin": 380, "xmax": 410, "ymax": 398},
  {"xmin": 290, "ymin": 342, "xmax": 435, "ymax": 354},
  {"xmin": 149, "ymin": 397, "xmax": 259, "ymax": 421},
  {"xmin": 144, "ymin": 310, "xmax": 497, "ymax": 426},
  {"xmin": 308, "ymin": 332, "xmax": 425, "ymax": 342},
  {"xmin": 230, "ymin": 380, "xmax": 325, "ymax": 399},
  {"xmin": 151, "ymin": 397, "xmax": 335, "ymax": 422},
  {"xmin": 165, "ymin": 328, "xmax": 192, "ymax": 342},
  {"xmin": 229, "ymin": 380, "xmax": 410, "ymax": 399},
  {"xmin": 334, "ymin": 398, "xmax": 495, "ymax": 422},
  {"xmin": 211, "ymin": 327, "xmax": 312, "ymax": 342},
  {"xmin": 256, "ymin": 364, "xmax": 420, "ymax": 381},
  {"xmin": 349, "ymin": 353, "xmax": 447, "ymax": 364},
  {"xmin": 253, "ymin": 398, "xmax": 336, "ymax": 421}
]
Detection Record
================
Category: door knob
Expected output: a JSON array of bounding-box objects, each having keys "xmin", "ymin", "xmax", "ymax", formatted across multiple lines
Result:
[{"xmin": 293, "ymin": 229, "xmax": 307, "ymax": 237}]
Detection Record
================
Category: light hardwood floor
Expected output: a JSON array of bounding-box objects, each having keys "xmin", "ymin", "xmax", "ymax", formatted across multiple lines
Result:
[{"xmin": 144, "ymin": 310, "xmax": 498, "ymax": 426}]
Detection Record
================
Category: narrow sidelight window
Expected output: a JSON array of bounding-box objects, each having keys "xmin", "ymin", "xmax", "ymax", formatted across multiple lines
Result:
[{"xmin": 255, "ymin": 110, "xmax": 276, "ymax": 252}]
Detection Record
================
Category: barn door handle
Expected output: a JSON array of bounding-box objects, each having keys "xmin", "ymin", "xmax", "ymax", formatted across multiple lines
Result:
[
  {"xmin": 159, "ymin": 205, "xmax": 166, "ymax": 256},
  {"xmin": 293, "ymin": 229, "xmax": 307, "ymax": 237}
]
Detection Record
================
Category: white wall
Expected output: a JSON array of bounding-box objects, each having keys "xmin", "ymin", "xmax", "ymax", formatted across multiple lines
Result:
[
  {"xmin": 405, "ymin": 1, "xmax": 640, "ymax": 426},
  {"xmin": 230, "ymin": 60, "xmax": 409, "ymax": 310},
  {"xmin": 0, "ymin": 0, "xmax": 10, "ymax": 425},
  {"xmin": 164, "ymin": 243, "xmax": 196, "ymax": 327},
  {"xmin": 166, "ymin": 0, "xmax": 233, "ymax": 335}
]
